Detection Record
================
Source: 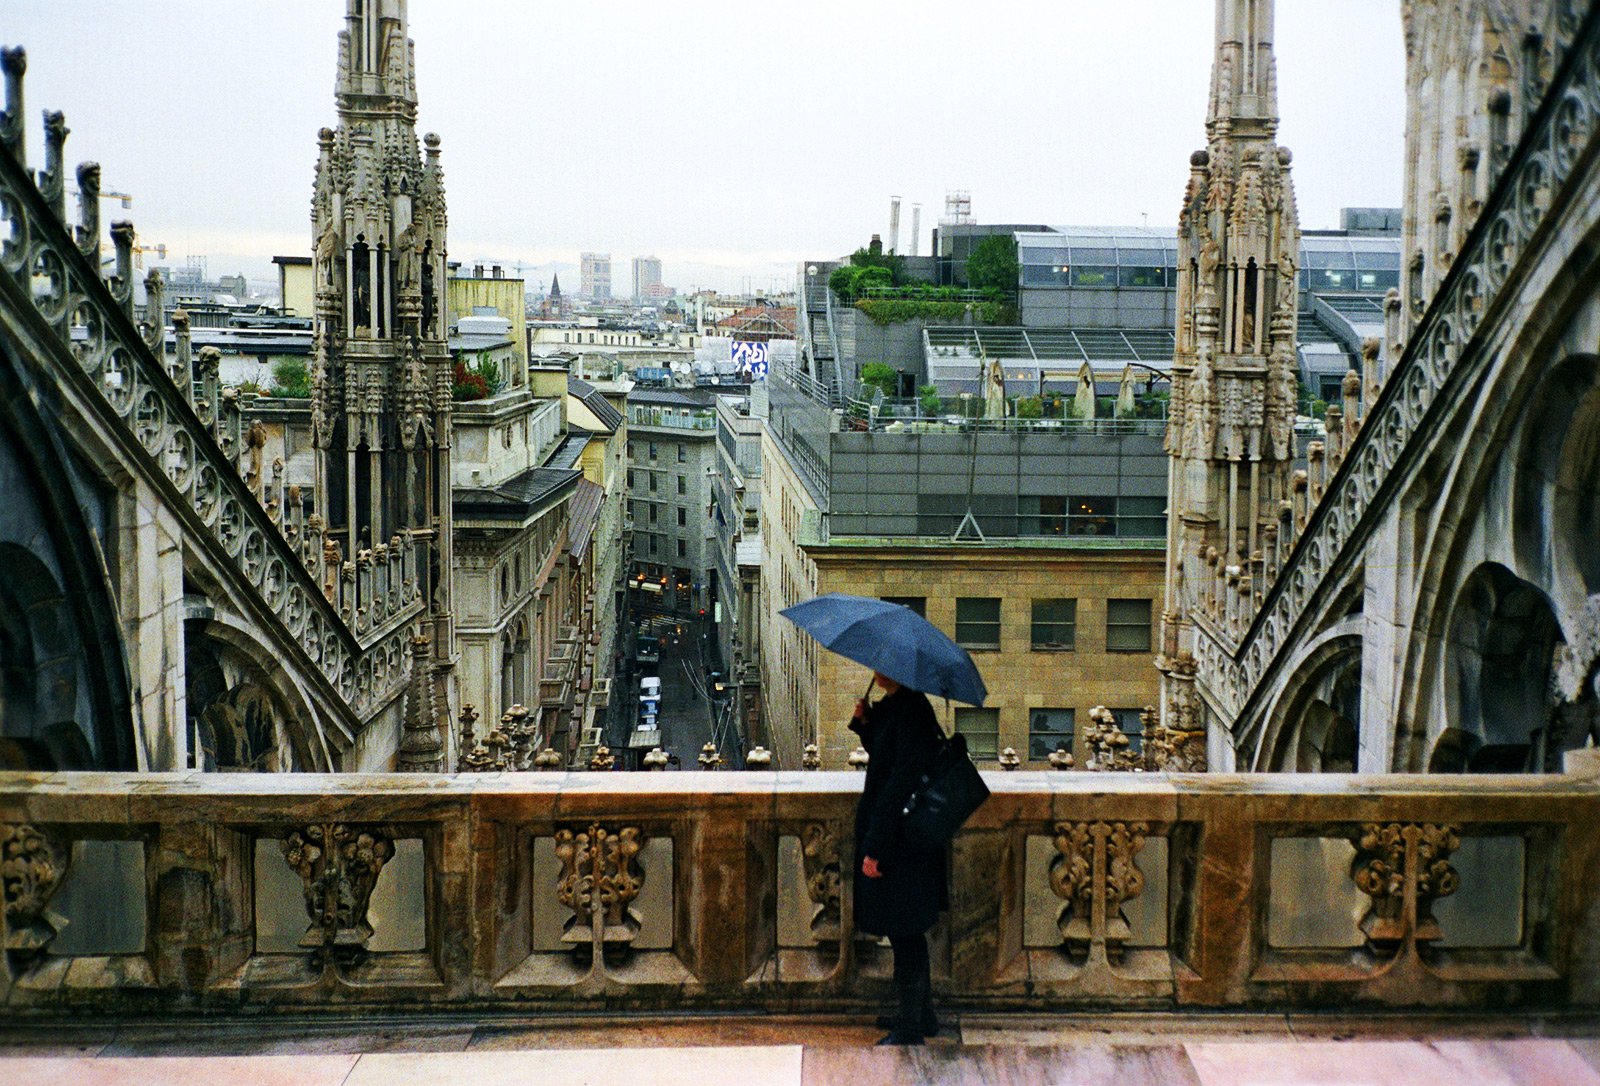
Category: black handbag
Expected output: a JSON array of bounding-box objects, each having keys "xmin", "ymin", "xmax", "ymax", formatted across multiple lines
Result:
[{"xmin": 900, "ymin": 732, "xmax": 991, "ymax": 850}]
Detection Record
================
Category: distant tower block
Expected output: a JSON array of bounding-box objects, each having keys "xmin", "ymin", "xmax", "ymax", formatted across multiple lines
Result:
[
  {"xmin": 888, "ymin": 196, "xmax": 902, "ymax": 255},
  {"xmin": 909, "ymin": 204, "xmax": 922, "ymax": 257},
  {"xmin": 942, "ymin": 190, "xmax": 973, "ymax": 225}
]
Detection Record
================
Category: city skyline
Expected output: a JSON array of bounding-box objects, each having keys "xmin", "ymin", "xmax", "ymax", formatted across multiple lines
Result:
[{"xmin": 8, "ymin": 1, "xmax": 1404, "ymax": 296}]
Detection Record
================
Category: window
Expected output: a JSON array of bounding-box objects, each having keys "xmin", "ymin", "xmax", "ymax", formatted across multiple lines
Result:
[
  {"xmin": 1068, "ymin": 496, "xmax": 1117, "ymax": 536},
  {"xmin": 648, "ymin": 504, "xmax": 658, "ymax": 524},
  {"xmin": 648, "ymin": 472, "xmax": 658, "ymax": 493},
  {"xmin": 955, "ymin": 708, "xmax": 999, "ymax": 761},
  {"xmin": 677, "ymin": 507, "xmax": 687, "ymax": 526},
  {"xmin": 1029, "ymin": 708, "xmax": 1074, "ymax": 759},
  {"xmin": 648, "ymin": 442, "xmax": 658, "ymax": 461},
  {"xmin": 1120, "ymin": 497, "xmax": 1166, "ymax": 537},
  {"xmin": 676, "ymin": 475, "xmax": 687, "ymax": 495},
  {"xmin": 1024, "ymin": 495, "xmax": 1067, "ymax": 535},
  {"xmin": 676, "ymin": 539, "xmax": 686, "ymax": 557},
  {"xmin": 627, "ymin": 440, "xmax": 635, "ymax": 459},
  {"xmin": 1031, "ymin": 599, "xmax": 1076, "ymax": 650},
  {"xmin": 627, "ymin": 468, "xmax": 634, "ymax": 488},
  {"xmin": 648, "ymin": 535, "xmax": 658, "ymax": 555},
  {"xmin": 881, "ymin": 596, "xmax": 926, "ymax": 617},
  {"xmin": 677, "ymin": 443, "xmax": 686, "ymax": 463},
  {"xmin": 1109, "ymin": 707, "xmax": 1145, "ymax": 755},
  {"xmin": 1106, "ymin": 598, "xmax": 1153, "ymax": 653},
  {"xmin": 955, "ymin": 597, "xmax": 1001, "ymax": 650},
  {"xmin": 1118, "ymin": 265, "xmax": 1167, "ymax": 288}
]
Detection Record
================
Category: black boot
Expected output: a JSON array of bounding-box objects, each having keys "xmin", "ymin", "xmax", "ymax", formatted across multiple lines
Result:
[
  {"xmin": 876, "ymin": 969, "xmax": 929, "ymax": 1045},
  {"xmin": 873, "ymin": 1001, "xmax": 938, "ymax": 1035}
]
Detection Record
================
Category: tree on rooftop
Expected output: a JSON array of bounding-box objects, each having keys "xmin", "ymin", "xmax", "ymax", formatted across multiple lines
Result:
[
  {"xmin": 966, "ymin": 235, "xmax": 1019, "ymax": 294},
  {"xmin": 859, "ymin": 362, "xmax": 899, "ymax": 398}
]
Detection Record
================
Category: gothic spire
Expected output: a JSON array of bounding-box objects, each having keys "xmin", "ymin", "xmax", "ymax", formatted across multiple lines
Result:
[
  {"xmin": 1160, "ymin": 0, "xmax": 1299, "ymax": 772},
  {"xmin": 336, "ymin": 0, "xmax": 418, "ymax": 116},
  {"xmin": 1208, "ymin": 0, "xmax": 1279, "ymax": 135}
]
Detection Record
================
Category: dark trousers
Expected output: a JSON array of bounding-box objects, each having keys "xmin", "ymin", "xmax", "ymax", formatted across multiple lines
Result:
[{"xmin": 888, "ymin": 933, "xmax": 932, "ymax": 1034}]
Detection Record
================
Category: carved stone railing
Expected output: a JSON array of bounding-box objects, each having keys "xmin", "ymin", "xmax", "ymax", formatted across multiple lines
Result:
[
  {"xmin": 1221, "ymin": 6, "xmax": 1600, "ymax": 713},
  {"xmin": 2, "ymin": 763, "xmax": 1597, "ymax": 1014},
  {"xmin": 0, "ymin": 47, "xmax": 422, "ymax": 722}
]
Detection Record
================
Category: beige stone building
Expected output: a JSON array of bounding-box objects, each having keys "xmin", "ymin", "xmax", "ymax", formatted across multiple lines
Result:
[
  {"xmin": 803, "ymin": 542, "xmax": 1164, "ymax": 768},
  {"xmin": 757, "ymin": 410, "xmax": 1167, "ymax": 769}
]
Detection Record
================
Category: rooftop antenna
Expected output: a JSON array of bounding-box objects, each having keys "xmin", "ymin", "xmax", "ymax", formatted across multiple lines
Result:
[{"xmin": 941, "ymin": 190, "xmax": 973, "ymax": 226}]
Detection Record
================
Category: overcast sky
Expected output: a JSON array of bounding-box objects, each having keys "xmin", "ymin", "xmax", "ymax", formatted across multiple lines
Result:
[{"xmin": 8, "ymin": 1, "xmax": 1405, "ymax": 296}]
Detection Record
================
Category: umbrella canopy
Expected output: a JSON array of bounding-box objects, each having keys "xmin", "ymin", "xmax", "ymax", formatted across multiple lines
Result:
[{"xmin": 779, "ymin": 593, "xmax": 988, "ymax": 706}]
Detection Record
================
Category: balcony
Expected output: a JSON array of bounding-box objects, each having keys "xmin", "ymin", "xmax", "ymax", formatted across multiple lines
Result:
[{"xmin": 2, "ymin": 759, "xmax": 1597, "ymax": 1018}]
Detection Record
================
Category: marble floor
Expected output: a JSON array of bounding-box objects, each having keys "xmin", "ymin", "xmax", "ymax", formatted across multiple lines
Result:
[{"xmin": 1, "ymin": 1013, "xmax": 1597, "ymax": 1085}]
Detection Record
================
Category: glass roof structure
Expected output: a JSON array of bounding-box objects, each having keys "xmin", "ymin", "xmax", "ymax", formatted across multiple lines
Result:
[{"xmin": 1017, "ymin": 228, "xmax": 1401, "ymax": 294}]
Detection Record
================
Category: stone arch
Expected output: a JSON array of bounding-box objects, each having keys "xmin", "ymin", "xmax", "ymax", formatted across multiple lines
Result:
[
  {"xmin": 0, "ymin": 339, "xmax": 133, "ymax": 769},
  {"xmin": 0, "ymin": 544, "xmax": 94, "ymax": 769},
  {"xmin": 1254, "ymin": 622, "xmax": 1363, "ymax": 773},
  {"xmin": 184, "ymin": 615, "xmax": 330, "ymax": 772},
  {"xmin": 1512, "ymin": 354, "xmax": 1600, "ymax": 610},
  {"xmin": 1437, "ymin": 562, "xmax": 1563, "ymax": 773},
  {"xmin": 1384, "ymin": 204, "xmax": 1600, "ymax": 770}
]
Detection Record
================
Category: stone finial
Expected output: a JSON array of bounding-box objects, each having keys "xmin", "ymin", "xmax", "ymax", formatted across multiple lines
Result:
[
  {"xmin": 588, "ymin": 746, "xmax": 614, "ymax": 771},
  {"xmin": 642, "ymin": 747, "xmax": 669, "ymax": 770},
  {"xmin": 697, "ymin": 742, "xmax": 724, "ymax": 770},
  {"xmin": 109, "ymin": 220, "xmax": 135, "ymax": 314},
  {"xmin": 1048, "ymin": 748, "xmax": 1076, "ymax": 770},
  {"xmin": 846, "ymin": 747, "xmax": 869, "ymax": 770},
  {"xmin": 801, "ymin": 743, "xmax": 822, "ymax": 771},
  {"xmin": 534, "ymin": 747, "xmax": 563, "ymax": 770},
  {"xmin": 457, "ymin": 704, "xmax": 479, "ymax": 752},
  {"xmin": 459, "ymin": 742, "xmax": 496, "ymax": 772},
  {"xmin": 75, "ymin": 161, "xmax": 101, "ymax": 260},
  {"xmin": 744, "ymin": 746, "xmax": 772, "ymax": 769},
  {"xmin": 39, "ymin": 109, "xmax": 68, "ymax": 220},
  {"xmin": 0, "ymin": 48, "xmax": 26, "ymax": 163},
  {"xmin": 998, "ymin": 747, "xmax": 1021, "ymax": 770}
]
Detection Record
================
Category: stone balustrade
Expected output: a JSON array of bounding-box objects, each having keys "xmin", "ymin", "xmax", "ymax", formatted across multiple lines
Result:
[{"xmin": 2, "ymin": 761, "xmax": 1597, "ymax": 1016}]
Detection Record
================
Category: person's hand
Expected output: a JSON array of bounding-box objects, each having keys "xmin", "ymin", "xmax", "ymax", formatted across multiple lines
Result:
[{"xmin": 862, "ymin": 855, "xmax": 882, "ymax": 878}]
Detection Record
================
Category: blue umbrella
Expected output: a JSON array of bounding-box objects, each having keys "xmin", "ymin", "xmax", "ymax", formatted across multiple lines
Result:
[{"xmin": 780, "ymin": 593, "xmax": 988, "ymax": 706}]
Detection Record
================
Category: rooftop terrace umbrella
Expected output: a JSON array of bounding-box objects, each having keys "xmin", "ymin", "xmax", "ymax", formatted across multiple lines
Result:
[{"xmin": 780, "ymin": 593, "xmax": 988, "ymax": 706}]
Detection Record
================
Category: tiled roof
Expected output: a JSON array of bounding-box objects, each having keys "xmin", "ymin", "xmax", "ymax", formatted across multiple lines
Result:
[
  {"xmin": 627, "ymin": 387, "xmax": 715, "ymax": 408},
  {"xmin": 565, "ymin": 479, "xmax": 605, "ymax": 561},
  {"xmin": 453, "ymin": 466, "xmax": 580, "ymax": 520},
  {"xmin": 545, "ymin": 433, "xmax": 591, "ymax": 471},
  {"xmin": 568, "ymin": 377, "xmax": 624, "ymax": 431}
]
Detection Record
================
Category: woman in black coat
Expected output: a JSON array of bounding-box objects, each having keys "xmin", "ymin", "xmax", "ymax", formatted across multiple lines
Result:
[{"xmin": 849, "ymin": 671, "xmax": 949, "ymax": 1045}]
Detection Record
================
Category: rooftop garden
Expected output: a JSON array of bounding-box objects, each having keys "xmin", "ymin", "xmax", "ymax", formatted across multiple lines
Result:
[{"xmin": 828, "ymin": 237, "xmax": 1019, "ymax": 326}]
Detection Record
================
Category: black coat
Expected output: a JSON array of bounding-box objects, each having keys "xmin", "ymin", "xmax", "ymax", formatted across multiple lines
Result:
[{"xmin": 850, "ymin": 687, "xmax": 950, "ymax": 938}]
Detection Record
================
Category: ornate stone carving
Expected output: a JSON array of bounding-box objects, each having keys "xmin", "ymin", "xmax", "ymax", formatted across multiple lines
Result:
[
  {"xmin": 1349, "ymin": 822, "xmax": 1460, "ymax": 951},
  {"xmin": 1197, "ymin": 11, "xmax": 1600, "ymax": 728},
  {"xmin": 553, "ymin": 823, "xmax": 645, "ymax": 953},
  {"xmin": 801, "ymin": 743, "xmax": 822, "ymax": 770},
  {"xmin": 800, "ymin": 822, "xmax": 843, "ymax": 942},
  {"xmin": 1082, "ymin": 706, "xmax": 1137, "ymax": 771},
  {"xmin": 280, "ymin": 823, "xmax": 395, "ymax": 965},
  {"xmin": 1, "ymin": 823, "xmax": 68, "ymax": 966},
  {"xmin": 1050, "ymin": 820, "xmax": 1149, "ymax": 963}
]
